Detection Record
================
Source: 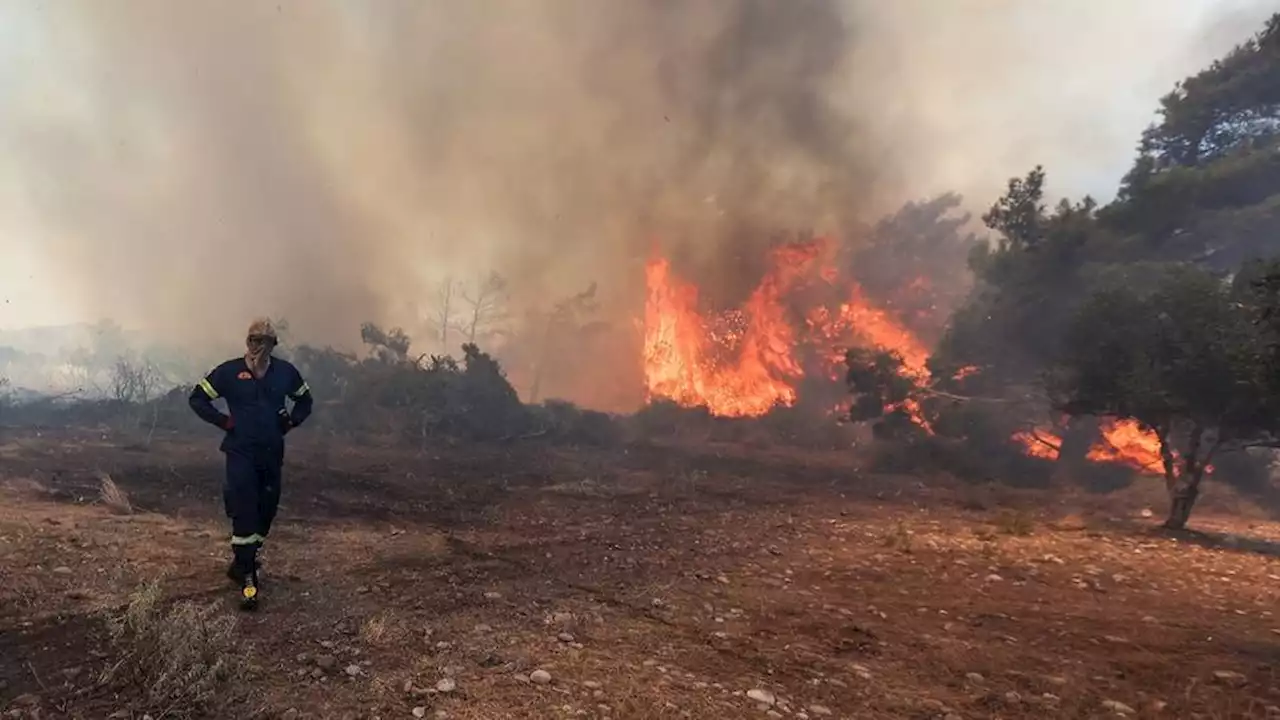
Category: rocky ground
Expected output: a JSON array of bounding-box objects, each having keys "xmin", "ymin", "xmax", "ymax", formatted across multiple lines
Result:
[{"xmin": 0, "ymin": 427, "xmax": 1278, "ymax": 719}]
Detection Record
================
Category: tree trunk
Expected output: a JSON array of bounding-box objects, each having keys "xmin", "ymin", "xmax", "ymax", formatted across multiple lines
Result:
[
  {"xmin": 1163, "ymin": 476, "xmax": 1201, "ymax": 530},
  {"xmin": 1052, "ymin": 415, "xmax": 1101, "ymax": 483},
  {"xmin": 1162, "ymin": 424, "xmax": 1205, "ymax": 530}
]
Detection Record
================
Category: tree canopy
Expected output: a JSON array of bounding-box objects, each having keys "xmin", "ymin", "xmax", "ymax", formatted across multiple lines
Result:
[{"xmin": 851, "ymin": 11, "xmax": 1280, "ymax": 529}]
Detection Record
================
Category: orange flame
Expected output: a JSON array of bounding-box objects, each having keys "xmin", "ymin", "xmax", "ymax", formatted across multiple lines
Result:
[
  {"xmin": 642, "ymin": 244, "xmax": 817, "ymax": 417},
  {"xmin": 834, "ymin": 285, "xmax": 931, "ymax": 379},
  {"xmin": 642, "ymin": 239, "xmax": 931, "ymax": 421},
  {"xmin": 1088, "ymin": 419, "xmax": 1166, "ymax": 473},
  {"xmin": 1013, "ymin": 427, "xmax": 1062, "ymax": 460},
  {"xmin": 1011, "ymin": 418, "xmax": 1214, "ymax": 477}
]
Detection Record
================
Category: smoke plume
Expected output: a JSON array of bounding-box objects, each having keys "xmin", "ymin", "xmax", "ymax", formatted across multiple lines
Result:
[{"xmin": 0, "ymin": 0, "xmax": 1273, "ymax": 403}]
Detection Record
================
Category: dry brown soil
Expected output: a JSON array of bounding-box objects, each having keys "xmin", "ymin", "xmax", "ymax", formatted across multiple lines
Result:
[{"xmin": 1, "ymin": 427, "xmax": 1278, "ymax": 719}]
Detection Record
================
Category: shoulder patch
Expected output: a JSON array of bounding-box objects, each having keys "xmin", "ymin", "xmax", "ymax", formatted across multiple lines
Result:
[{"xmin": 237, "ymin": 371, "xmax": 253, "ymax": 380}]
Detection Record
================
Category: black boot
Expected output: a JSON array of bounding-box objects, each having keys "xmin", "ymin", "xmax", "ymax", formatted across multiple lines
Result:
[
  {"xmin": 230, "ymin": 545, "xmax": 261, "ymax": 610},
  {"xmin": 226, "ymin": 558, "xmax": 262, "ymax": 585},
  {"xmin": 239, "ymin": 569, "xmax": 259, "ymax": 611}
]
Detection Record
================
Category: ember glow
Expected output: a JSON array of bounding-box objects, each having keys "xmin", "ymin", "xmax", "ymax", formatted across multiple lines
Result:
[{"xmin": 642, "ymin": 238, "xmax": 927, "ymax": 418}]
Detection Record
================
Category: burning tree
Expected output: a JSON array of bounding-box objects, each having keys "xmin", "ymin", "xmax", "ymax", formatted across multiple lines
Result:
[
  {"xmin": 1049, "ymin": 263, "xmax": 1280, "ymax": 529},
  {"xmin": 844, "ymin": 348, "xmax": 925, "ymax": 439}
]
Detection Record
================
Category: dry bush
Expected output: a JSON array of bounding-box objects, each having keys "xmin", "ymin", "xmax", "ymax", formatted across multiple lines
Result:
[
  {"xmin": 101, "ymin": 581, "xmax": 245, "ymax": 717},
  {"xmin": 994, "ymin": 508, "xmax": 1035, "ymax": 536},
  {"xmin": 97, "ymin": 472, "xmax": 132, "ymax": 514}
]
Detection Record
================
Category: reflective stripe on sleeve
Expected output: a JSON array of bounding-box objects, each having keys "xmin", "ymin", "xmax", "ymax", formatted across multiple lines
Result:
[
  {"xmin": 290, "ymin": 381, "xmax": 310, "ymax": 398},
  {"xmin": 198, "ymin": 378, "xmax": 218, "ymax": 399}
]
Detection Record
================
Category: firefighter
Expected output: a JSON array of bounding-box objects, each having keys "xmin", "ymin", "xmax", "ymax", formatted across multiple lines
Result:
[{"xmin": 188, "ymin": 318, "xmax": 313, "ymax": 610}]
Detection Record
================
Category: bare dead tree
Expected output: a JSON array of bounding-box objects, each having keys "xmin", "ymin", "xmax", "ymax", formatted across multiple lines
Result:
[
  {"xmin": 425, "ymin": 277, "xmax": 460, "ymax": 353},
  {"xmin": 458, "ymin": 272, "xmax": 511, "ymax": 345}
]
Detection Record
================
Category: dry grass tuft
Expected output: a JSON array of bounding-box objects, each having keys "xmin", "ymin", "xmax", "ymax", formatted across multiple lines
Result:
[
  {"xmin": 101, "ymin": 580, "xmax": 244, "ymax": 717},
  {"xmin": 995, "ymin": 509, "xmax": 1035, "ymax": 536},
  {"xmin": 98, "ymin": 472, "xmax": 132, "ymax": 514},
  {"xmin": 361, "ymin": 609, "xmax": 410, "ymax": 646},
  {"xmin": 882, "ymin": 519, "xmax": 913, "ymax": 552}
]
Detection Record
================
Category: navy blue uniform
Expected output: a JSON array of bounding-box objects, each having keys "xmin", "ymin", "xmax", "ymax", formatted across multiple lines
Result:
[{"xmin": 188, "ymin": 357, "xmax": 312, "ymax": 573}]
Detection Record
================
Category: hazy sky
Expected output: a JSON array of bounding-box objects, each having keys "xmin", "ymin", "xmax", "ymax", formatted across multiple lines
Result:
[{"xmin": 0, "ymin": 1, "xmax": 1274, "ymax": 335}]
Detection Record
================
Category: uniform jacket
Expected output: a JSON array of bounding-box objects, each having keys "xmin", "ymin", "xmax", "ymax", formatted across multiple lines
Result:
[{"xmin": 189, "ymin": 356, "xmax": 313, "ymax": 454}]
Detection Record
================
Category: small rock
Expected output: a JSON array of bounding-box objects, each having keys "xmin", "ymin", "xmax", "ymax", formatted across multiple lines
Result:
[
  {"xmin": 557, "ymin": 632, "xmax": 575, "ymax": 643},
  {"xmin": 310, "ymin": 668, "xmax": 324, "ymax": 679},
  {"xmin": 412, "ymin": 707, "xmax": 427, "ymax": 719},
  {"xmin": 52, "ymin": 566, "xmax": 73, "ymax": 575},
  {"xmin": 316, "ymin": 655, "xmax": 337, "ymax": 670},
  {"xmin": 282, "ymin": 710, "xmax": 299, "ymax": 720},
  {"xmin": 484, "ymin": 591, "xmax": 502, "ymax": 600},
  {"xmin": 1212, "ymin": 670, "xmax": 1247, "ymax": 686},
  {"xmin": 984, "ymin": 574, "xmax": 1003, "ymax": 583},
  {"xmin": 583, "ymin": 680, "xmax": 602, "ymax": 689},
  {"xmin": 13, "ymin": 695, "xmax": 40, "ymax": 707},
  {"xmin": 965, "ymin": 672, "xmax": 985, "ymax": 684},
  {"xmin": 1101, "ymin": 699, "xmax": 1135, "ymax": 715},
  {"xmin": 746, "ymin": 689, "xmax": 776, "ymax": 706},
  {"xmin": 808, "ymin": 705, "xmax": 833, "ymax": 716},
  {"xmin": 716, "ymin": 575, "xmax": 730, "ymax": 585},
  {"xmin": 344, "ymin": 664, "xmax": 361, "ymax": 677},
  {"xmin": 474, "ymin": 624, "xmax": 492, "ymax": 633},
  {"xmin": 320, "ymin": 640, "xmax": 337, "ymax": 649},
  {"xmin": 436, "ymin": 678, "xmax": 456, "ymax": 693},
  {"xmin": 1141, "ymin": 616, "xmax": 1157, "ymax": 624},
  {"xmin": 530, "ymin": 669, "xmax": 552, "ymax": 685},
  {"xmin": 1004, "ymin": 691, "xmax": 1023, "ymax": 704},
  {"xmin": 1139, "ymin": 508, "xmax": 1154, "ymax": 519}
]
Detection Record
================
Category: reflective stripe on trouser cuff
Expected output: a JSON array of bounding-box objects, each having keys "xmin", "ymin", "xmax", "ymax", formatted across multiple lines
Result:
[
  {"xmin": 198, "ymin": 379, "xmax": 218, "ymax": 399},
  {"xmin": 230, "ymin": 533, "xmax": 265, "ymax": 545}
]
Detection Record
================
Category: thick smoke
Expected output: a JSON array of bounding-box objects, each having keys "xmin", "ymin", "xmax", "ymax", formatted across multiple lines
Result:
[{"xmin": 0, "ymin": 0, "xmax": 1274, "ymax": 404}]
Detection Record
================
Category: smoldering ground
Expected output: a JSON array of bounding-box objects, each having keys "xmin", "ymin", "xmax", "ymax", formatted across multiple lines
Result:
[{"xmin": 0, "ymin": 0, "xmax": 1274, "ymax": 404}]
